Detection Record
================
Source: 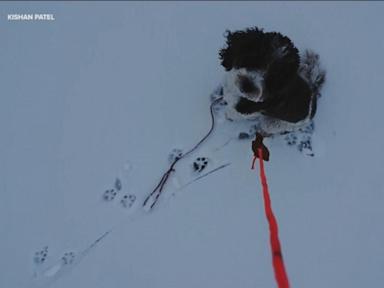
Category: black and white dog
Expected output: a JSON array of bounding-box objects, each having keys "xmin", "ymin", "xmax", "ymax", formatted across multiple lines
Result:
[{"xmin": 218, "ymin": 27, "xmax": 325, "ymax": 135}]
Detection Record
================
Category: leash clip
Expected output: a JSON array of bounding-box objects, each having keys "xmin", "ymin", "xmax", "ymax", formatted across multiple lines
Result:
[{"xmin": 252, "ymin": 132, "xmax": 270, "ymax": 162}]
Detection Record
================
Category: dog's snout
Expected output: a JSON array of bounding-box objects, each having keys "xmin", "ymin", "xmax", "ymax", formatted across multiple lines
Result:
[{"xmin": 237, "ymin": 75, "xmax": 261, "ymax": 97}]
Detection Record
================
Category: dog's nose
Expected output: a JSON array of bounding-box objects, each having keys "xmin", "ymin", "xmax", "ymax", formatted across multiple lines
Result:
[{"xmin": 238, "ymin": 75, "xmax": 261, "ymax": 97}]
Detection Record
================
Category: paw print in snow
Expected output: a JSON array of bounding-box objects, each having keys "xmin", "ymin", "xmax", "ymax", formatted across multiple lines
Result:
[
  {"xmin": 168, "ymin": 148, "xmax": 183, "ymax": 163},
  {"xmin": 121, "ymin": 194, "xmax": 136, "ymax": 208},
  {"xmin": 61, "ymin": 252, "xmax": 75, "ymax": 265},
  {"xmin": 193, "ymin": 157, "xmax": 209, "ymax": 173},
  {"xmin": 285, "ymin": 133, "xmax": 298, "ymax": 146},
  {"xmin": 34, "ymin": 246, "xmax": 48, "ymax": 264},
  {"xmin": 103, "ymin": 189, "xmax": 117, "ymax": 201},
  {"xmin": 299, "ymin": 122, "xmax": 314, "ymax": 134},
  {"xmin": 298, "ymin": 137, "xmax": 314, "ymax": 157}
]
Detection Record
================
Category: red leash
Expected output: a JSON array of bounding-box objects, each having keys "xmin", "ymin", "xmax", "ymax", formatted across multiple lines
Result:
[{"xmin": 252, "ymin": 135, "xmax": 290, "ymax": 288}]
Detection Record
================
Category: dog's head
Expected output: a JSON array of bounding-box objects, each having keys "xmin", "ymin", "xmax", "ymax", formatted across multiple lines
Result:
[{"xmin": 219, "ymin": 27, "xmax": 300, "ymax": 118}]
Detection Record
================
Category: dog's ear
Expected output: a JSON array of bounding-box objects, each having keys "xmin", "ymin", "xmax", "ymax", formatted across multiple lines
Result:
[
  {"xmin": 265, "ymin": 32, "xmax": 300, "ymax": 92},
  {"xmin": 219, "ymin": 30, "xmax": 236, "ymax": 71},
  {"xmin": 268, "ymin": 32, "xmax": 300, "ymax": 68},
  {"xmin": 219, "ymin": 27, "xmax": 266, "ymax": 71}
]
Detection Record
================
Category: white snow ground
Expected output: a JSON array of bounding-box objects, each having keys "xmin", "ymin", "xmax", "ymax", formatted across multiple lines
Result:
[{"xmin": 1, "ymin": 2, "xmax": 384, "ymax": 288}]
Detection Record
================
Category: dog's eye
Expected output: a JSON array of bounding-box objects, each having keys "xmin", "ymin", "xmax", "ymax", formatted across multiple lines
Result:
[{"xmin": 238, "ymin": 75, "xmax": 258, "ymax": 94}]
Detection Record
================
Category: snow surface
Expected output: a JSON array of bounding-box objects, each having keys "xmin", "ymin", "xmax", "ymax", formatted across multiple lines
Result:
[{"xmin": 1, "ymin": 2, "xmax": 384, "ymax": 288}]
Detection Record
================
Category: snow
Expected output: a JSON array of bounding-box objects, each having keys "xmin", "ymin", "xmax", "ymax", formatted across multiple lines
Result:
[{"xmin": 1, "ymin": 2, "xmax": 384, "ymax": 288}]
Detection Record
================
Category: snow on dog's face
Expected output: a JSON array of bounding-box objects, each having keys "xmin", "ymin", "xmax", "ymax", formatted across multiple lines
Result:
[{"xmin": 219, "ymin": 27, "xmax": 300, "ymax": 120}]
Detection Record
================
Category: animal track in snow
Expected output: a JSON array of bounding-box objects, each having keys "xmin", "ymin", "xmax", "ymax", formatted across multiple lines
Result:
[
  {"xmin": 193, "ymin": 157, "xmax": 209, "ymax": 173},
  {"xmin": 103, "ymin": 189, "xmax": 117, "ymax": 201},
  {"xmin": 60, "ymin": 252, "xmax": 76, "ymax": 265},
  {"xmin": 34, "ymin": 246, "xmax": 48, "ymax": 265},
  {"xmin": 168, "ymin": 148, "xmax": 183, "ymax": 163},
  {"xmin": 283, "ymin": 122, "xmax": 315, "ymax": 157},
  {"xmin": 120, "ymin": 194, "xmax": 136, "ymax": 209},
  {"xmin": 284, "ymin": 133, "xmax": 298, "ymax": 146}
]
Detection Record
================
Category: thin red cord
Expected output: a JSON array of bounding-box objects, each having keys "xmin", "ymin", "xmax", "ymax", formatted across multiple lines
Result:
[{"xmin": 252, "ymin": 150, "xmax": 290, "ymax": 288}]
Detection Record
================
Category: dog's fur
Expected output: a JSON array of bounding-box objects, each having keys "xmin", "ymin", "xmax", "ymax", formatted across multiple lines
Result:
[{"xmin": 219, "ymin": 27, "xmax": 325, "ymax": 135}]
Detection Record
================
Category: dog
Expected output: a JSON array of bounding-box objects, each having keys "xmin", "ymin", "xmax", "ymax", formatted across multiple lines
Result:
[{"xmin": 218, "ymin": 27, "xmax": 325, "ymax": 135}]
